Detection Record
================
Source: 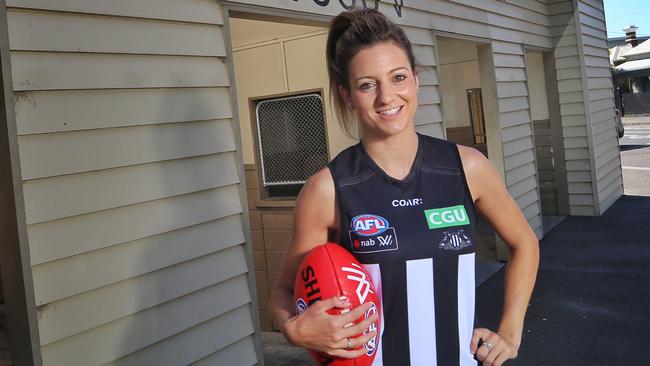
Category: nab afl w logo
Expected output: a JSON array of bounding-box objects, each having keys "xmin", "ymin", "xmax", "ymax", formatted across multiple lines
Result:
[
  {"xmin": 341, "ymin": 263, "xmax": 374, "ymax": 303},
  {"xmin": 351, "ymin": 214, "xmax": 389, "ymax": 236},
  {"xmin": 438, "ymin": 230, "xmax": 472, "ymax": 250}
]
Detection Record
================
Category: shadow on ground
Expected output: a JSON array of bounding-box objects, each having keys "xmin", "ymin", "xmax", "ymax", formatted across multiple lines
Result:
[{"xmin": 620, "ymin": 144, "xmax": 649, "ymax": 152}]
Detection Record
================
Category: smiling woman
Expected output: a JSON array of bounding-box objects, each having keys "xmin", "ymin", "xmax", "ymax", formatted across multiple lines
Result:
[{"xmin": 269, "ymin": 8, "xmax": 539, "ymax": 366}]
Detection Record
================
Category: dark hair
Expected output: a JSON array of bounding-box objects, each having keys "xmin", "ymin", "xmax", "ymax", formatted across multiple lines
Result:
[{"xmin": 326, "ymin": 8, "xmax": 417, "ymax": 135}]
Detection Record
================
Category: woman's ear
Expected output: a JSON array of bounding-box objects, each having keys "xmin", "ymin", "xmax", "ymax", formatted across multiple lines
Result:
[{"xmin": 338, "ymin": 85, "xmax": 353, "ymax": 108}]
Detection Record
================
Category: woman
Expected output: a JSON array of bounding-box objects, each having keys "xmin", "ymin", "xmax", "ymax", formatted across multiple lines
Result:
[{"xmin": 269, "ymin": 8, "xmax": 539, "ymax": 366}]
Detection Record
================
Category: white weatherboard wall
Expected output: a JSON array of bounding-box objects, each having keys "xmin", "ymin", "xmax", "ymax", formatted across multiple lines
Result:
[
  {"xmin": 575, "ymin": 0, "xmax": 623, "ymax": 213},
  {"xmin": 549, "ymin": 0, "xmax": 595, "ymax": 215},
  {"xmin": 491, "ymin": 41, "xmax": 543, "ymax": 238},
  {"xmin": 549, "ymin": 0, "xmax": 622, "ymax": 215},
  {"xmin": 7, "ymin": 1, "xmax": 260, "ymax": 365}
]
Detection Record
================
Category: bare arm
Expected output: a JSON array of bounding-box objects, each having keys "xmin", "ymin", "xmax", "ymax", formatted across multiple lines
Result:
[
  {"xmin": 269, "ymin": 167, "xmax": 377, "ymax": 358},
  {"xmin": 459, "ymin": 146, "xmax": 540, "ymax": 365}
]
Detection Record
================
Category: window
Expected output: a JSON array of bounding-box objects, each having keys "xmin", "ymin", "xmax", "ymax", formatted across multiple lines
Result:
[{"xmin": 253, "ymin": 91, "xmax": 329, "ymax": 198}]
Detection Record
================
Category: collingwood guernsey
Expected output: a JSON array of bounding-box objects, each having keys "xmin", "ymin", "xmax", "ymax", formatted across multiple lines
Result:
[{"xmin": 329, "ymin": 133, "xmax": 478, "ymax": 366}]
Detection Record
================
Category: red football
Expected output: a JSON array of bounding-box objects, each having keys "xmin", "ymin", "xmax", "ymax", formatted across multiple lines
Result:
[{"xmin": 293, "ymin": 243, "xmax": 381, "ymax": 366}]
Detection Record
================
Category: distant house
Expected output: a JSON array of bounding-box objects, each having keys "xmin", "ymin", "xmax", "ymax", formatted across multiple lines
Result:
[{"xmin": 609, "ymin": 26, "xmax": 650, "ymax": 114}]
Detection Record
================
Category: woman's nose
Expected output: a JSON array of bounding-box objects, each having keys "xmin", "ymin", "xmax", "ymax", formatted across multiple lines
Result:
[{"xmin": 376, "ymin": 83, "xmax": 395, "ymax": 105}]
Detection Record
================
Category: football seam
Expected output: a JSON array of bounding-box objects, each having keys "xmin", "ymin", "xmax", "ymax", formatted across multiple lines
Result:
[{"xmin": 324, "ymin": 244, "xmax": 346, "ymax": 306}]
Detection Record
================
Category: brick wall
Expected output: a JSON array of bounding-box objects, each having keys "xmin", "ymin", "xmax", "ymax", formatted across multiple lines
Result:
[{"xmin": 245, "ymin": 164, "xmax": 295, "ymax": 331}]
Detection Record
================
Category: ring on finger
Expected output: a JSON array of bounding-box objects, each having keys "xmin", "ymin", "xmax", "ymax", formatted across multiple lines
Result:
[
  {"xmin": 483, "ymin": 341, "xmax": 494, "ymax": 352},
  {"xmin": 347, "ymin": 337, "xmax": 351, "ymax": 350}
]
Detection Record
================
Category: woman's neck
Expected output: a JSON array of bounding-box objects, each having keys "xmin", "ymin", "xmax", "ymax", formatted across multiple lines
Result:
[{"xmin": 362, "ymin": 129, "xmax": 419, "ymax": 181}]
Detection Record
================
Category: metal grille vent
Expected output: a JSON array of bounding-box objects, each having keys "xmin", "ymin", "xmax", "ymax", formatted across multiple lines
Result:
[{"xmin": 255, "ymin": 93, "xmax": 328, "ymax": 186}]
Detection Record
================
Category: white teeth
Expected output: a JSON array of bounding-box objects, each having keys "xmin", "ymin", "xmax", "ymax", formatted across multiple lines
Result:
[{"xmin": 380, "ymin": 106, "xmax": 401, "ymax": 116}]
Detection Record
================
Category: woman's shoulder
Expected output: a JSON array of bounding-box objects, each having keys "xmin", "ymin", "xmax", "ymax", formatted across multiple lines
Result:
[
  {"xmin": 306, "ymin": 167, "xmax": 335, "ymax": 194},
  {"xmin": 457, "ymin": 144, "xmax": 489, "ymax": 170},
  {"xmin": 293, "ymin": 167, "xmax": 338, "ymax": 232},
  {"xmin": 457, "ymin": 144, "xmax": 501, "ymax": 201},
  {"xmin": 297, "ymin": 167, "xmax": 336, "ymax": 210}
]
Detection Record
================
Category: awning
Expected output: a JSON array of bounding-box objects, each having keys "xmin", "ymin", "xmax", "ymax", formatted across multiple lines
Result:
[{"xmin": 613, "ymin": 59, "xmax": 650, "ymax": 77}]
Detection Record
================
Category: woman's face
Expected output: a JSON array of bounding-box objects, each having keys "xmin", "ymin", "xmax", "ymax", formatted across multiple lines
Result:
[{"xmin": 341, "ymin": 41, "xmax": 419, "ymax": 140}]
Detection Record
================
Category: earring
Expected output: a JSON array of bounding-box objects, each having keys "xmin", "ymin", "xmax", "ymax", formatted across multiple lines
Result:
[{"xmin": 416, "ymin": 87, "xmax": 420, "ymax": 94}]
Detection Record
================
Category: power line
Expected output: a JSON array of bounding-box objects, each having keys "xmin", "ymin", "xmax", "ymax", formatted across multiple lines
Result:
[{"xmin": 607, "ymin": 9, "xmax": 650, "ymax": 19}]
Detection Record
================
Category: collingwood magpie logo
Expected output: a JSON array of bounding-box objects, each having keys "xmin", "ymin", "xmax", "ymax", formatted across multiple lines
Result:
[{"xmin": 438, "ymin": 230, "xmax": 472, "ymax": 250}]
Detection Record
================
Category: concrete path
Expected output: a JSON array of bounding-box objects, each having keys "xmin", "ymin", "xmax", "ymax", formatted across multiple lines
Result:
[{"xmin": 622, "ymin": 116, "xmax": 650, "ymax": 126}]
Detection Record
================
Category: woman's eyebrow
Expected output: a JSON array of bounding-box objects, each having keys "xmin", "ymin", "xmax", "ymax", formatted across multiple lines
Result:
[{"xmin": 354, "ymin": 67, "xmax": 409, "ymax": 82}]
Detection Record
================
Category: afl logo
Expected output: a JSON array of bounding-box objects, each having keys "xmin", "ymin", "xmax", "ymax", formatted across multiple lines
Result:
[
  {"xmin": 351, "ymin": 214, "xmax": 389, "ymax": 236},
  {"xmin": 295, "ymin": 298, "xmax": 308, "ymax": 315},
  {"xmin": 364, "ymin": 302, "xmax": 378, "ymax": 356}
]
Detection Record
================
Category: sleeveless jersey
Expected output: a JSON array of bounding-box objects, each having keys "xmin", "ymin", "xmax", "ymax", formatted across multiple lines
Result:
[{"xmin": 328, "ymin": 133, "xmax": 478, "ymax": 366}]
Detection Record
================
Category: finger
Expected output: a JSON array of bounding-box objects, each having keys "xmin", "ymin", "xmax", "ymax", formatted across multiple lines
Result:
[
  {"xmin": 493, "ymin": 349, "xmax": 512, "ymax": 366},
  {"xmin": 326, "ymin": 347, "xmax": 368, "ymax": 359},
  {"xmin": 483, "ymin": 339, "xmax": 502, "ymax": 365},
  {"xmin": 317, "ymin": 296, "xmax": 351, "ymax": 312},
  {"xmin": 337, "ymin": 302, "xmax": 373, "ymax": 325},
  {"xmin": 470, "ymin": 328, "xmax": 490, "ymax": 353},
  {"xmin": 333, "ymin": 329, "xmax": 377, "ymax": 351},
  {"xmin": 479, "ymin": 333, "xmax": 502, "ymax": 365},
  {"xmin": 348, "ymin": 330, "xmax": 378, "ymax": 349},
  {"xmin": 475, "ymin": 344, "xmax": 489, "ymax": 362},
  {"xmin": 342, "ymin": 313, "xmax": 378, "ymax": 337}
]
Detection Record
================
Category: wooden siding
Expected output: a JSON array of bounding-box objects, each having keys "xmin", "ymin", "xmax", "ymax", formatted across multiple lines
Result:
[
  {"xmin": 228, "ymin": 0, "xmax": 553, "ymax": 48},
  {"xmin": 7, "ymin": 2, "xmax": 260, "ymax": 365},
  {"xmin": 533, "ymin": 119, "xmax": 559, "ymax": 215},
  {"xmin": 492, "ymin": 41, "xmax": 543, "ymax": 238},
  {"xmin": 411, "ymin": 28, "xmax": 444, "ymax": 138},
  {"xmin": 575, "ymin": 0, "xmax": 623, "ymax": 213},
  {"xmin": 549, "ymin": 0, "xmax": 596, "ymax": 216}
]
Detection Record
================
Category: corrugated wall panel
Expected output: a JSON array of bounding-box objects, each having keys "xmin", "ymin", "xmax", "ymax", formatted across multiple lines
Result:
[{"xmin": 7, "ymin": 1, "xmax": 260, "ymax": 364}]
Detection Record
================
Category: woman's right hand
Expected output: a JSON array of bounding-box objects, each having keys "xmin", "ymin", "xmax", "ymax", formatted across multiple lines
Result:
[{"xmin": 282, "ymin": 296, "xmax": 379, "ymax": 359}]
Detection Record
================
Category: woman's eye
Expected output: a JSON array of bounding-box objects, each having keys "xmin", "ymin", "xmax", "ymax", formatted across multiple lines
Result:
[
  {"xmin": 359, "ymin": 82, "xmax": 374, "ymax": 90},
  {"xmin": 394, "ymin": 74, "xmax": 407, "ymax": 82}
]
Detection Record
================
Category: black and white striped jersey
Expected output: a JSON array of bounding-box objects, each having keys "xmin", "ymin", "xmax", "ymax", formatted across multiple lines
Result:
[{"xmin": 329, "ymin": 134, "xmax": 478, "ymax": 366}]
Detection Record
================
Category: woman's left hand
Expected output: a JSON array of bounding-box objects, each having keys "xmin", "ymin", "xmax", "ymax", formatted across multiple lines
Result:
[{"xmin": 470, "ymin": 328, "xmax": 519, "ymax": 366}]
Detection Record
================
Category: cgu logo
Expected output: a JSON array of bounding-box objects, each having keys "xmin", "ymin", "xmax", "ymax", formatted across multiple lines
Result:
[
  {"xmin": 351, "ymin": 214, "xmax": 389, "ymax": 236},
  {"xmin": 424, "ymin": 205, "xmax": 470, "ymax": 230}
]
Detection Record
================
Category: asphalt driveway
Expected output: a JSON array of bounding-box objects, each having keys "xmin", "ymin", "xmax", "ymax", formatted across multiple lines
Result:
[{"xmin": 477, "ymin": 195, "xmax": 650, "ymax": 365}]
